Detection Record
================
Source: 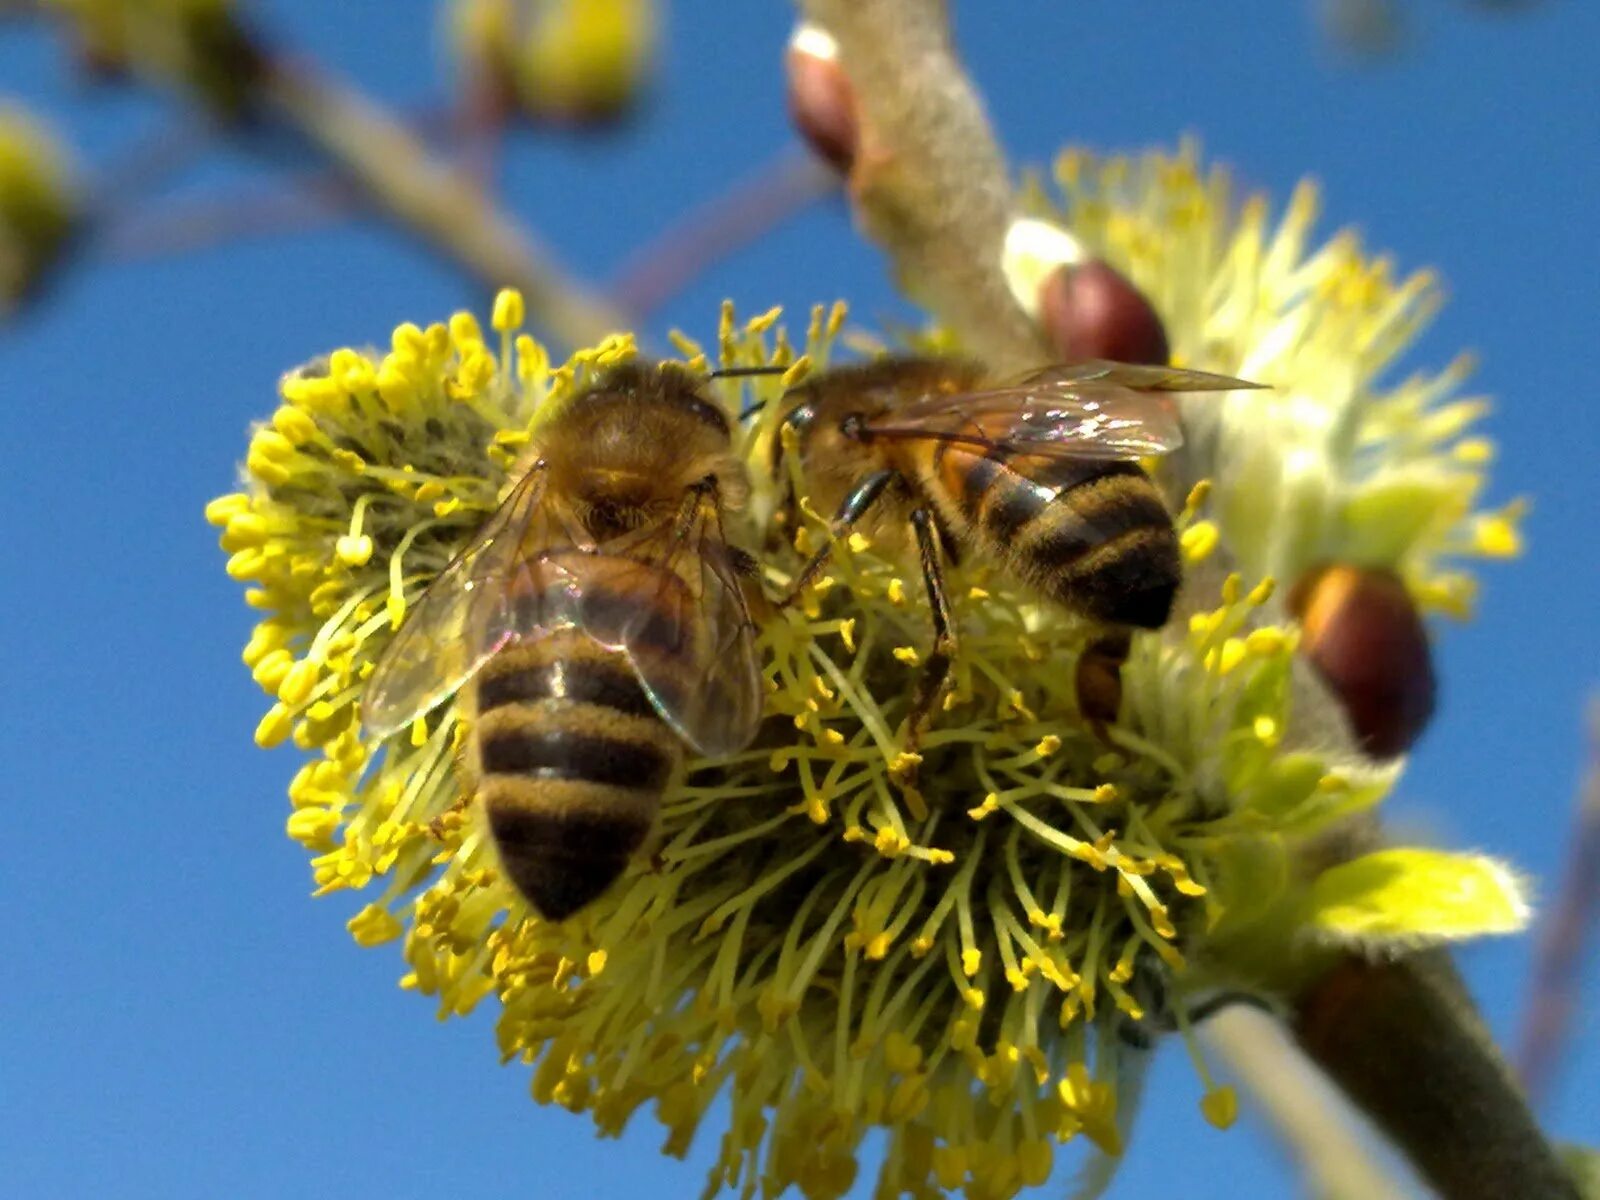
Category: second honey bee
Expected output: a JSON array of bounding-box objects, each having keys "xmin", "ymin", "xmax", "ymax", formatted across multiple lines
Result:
[
  {"xmin": 772, "ymin": 356, "xmax": 1261, "ymax": 743},
  {"xmin": 361, "ymin": 361, "xmax": 765, "ymax": 920}
]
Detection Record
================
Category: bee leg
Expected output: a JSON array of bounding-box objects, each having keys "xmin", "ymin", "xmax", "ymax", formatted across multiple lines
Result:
[
  {"xmin": 779, "ymin": 469, "xmax": 896, "ymax": 606},
  {"xmin": 427, "ymin": 792, "xmax": 473, "ymax": 842},
  {"xmin": 894, "ymin": 508, "xmax": 959, "ymax": 793},
  {"xmin": 1075, "ymin": 629, "xmax": 1132, "ymax": 742},
  {"xmin": 429, "ymin": 725, "xmax": 478, "ymax": 842}
]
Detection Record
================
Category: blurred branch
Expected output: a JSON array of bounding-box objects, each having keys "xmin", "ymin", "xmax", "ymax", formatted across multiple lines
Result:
[
  {"xmin": 251, "ymin": 54, "xmax": 625, "ymax": 348},
  {"xmin": 1516, "ymin": 696, "xmax": 1600, "ymax": 1101},
  {"xmin": 1293, "ymin": 951, "xmax": 1579, "ymax": 1200},
  {"xmin": 610, "ymin": 148, "xmax": 837, "ymax": 321},
  {"xmin": 1206, "ymin": 1005, "xmax": 1417, "ymax": 1199},
  {"xmin": 97, "ymin": 173, "xmax": 355, "ymax": 261},
  {"xmin": 792, "ymin": 0, "xmax": 1048, "ymax": 371},
  {"xmin": 39, "ymin": 7, "xmax": 627, "ymax": 348},
  {"xmin": 91, "ymin": 115, "xmax": 215, "ymax": 208}
]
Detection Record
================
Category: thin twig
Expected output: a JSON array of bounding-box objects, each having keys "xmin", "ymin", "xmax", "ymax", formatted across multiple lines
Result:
[
  {"xmin": 251, "ymin": 54, "xmax": 627, "ymax": 349},
  {"xmin": 89, "ymin": 115, "xmax": 216, "ymax": 211},
  {"xmin": 1206, "ymin": 1005, "xmax": 1418, "ymax": 1199},
  {"xmin": 792, "ymin": 0, "xmax": 1048, "ymax": 372},
  {"xmin": 610, "ymin": 148, "xmax": 838, "ymax": 321},
  {"xmin": 1516, "ymin": 695, "xmax": 1600, "ymax": 1101},
  {"xmin": 95, "ymin": 174, "xmax": 357, "ymax": 261}
]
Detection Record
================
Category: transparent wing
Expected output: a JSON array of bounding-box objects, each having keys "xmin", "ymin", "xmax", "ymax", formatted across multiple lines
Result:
[
  {"xmin": 1009, "ymin": 360, "xmax": 1265, "ymax": 393},
  {"xmin": 360, "ymin": 467, "xmax": 554, "ymax": 739},
  {"xmin": 561, "ymin": 503, "xmax": 763, "ymax": 758},
  {"xmin": 866, "ymin": 362, "xmax": 1262, "ymax": 462}
]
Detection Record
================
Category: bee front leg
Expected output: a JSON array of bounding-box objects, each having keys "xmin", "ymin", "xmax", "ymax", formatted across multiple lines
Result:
[
  {"xmin": 893, "ymin": 508, "xmax": 959, "ymax": 801},
  {"xmin": 778, "ymin": 469, "xmax": 896, "ymax": 607}
]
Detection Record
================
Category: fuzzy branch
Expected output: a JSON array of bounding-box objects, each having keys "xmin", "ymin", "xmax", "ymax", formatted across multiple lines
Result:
[
  {"xmin": 251, "ymin": 55, "xmax": 626, "ymax": 349},
  {"xmin": 52, "ymin": 7, "xmax": 627, "ymax": 351},
  {"xmin": 793, "ymin": 0, "xmax": 1048, "ymax": 372},
  {"xmin": 1293, "ymin": 951, "xmax": 1579, "ymax": 1200}
]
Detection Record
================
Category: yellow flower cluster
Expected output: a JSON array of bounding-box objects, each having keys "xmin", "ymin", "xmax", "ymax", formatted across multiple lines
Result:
[
  {"xmin": 1023, "ymin": 142, "xmax": 1522, "ymax": 620},
  {"xmin": 0, "ymin": 103, "xmax": 78, "ymax": 316},
  {"xmin": 46, "ymin": 0, "xmax": 258, "ymax": 113},
  {"xmin": 211, "ymin": 149, "xmax": 1532, "ymax": 1199},
  {"xmin": 452, "ymin": 0, "xmax": 656, "ymax": 123}
]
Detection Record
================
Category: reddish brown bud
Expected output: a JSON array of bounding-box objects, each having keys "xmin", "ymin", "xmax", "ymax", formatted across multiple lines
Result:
[
  {"xmin": 786, "ymin": 26, "xmax": 857, "ymax": 173},
  {"xmin": 1290, "ymin": 564, "xmax": 1436, "ymax": 758},
  {"xmin": 1039, "ymin": 259, "xmax": 1171, "ymax": 367}
]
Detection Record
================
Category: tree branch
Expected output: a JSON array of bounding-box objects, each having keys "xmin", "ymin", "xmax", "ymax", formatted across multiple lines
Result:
[
  {"xmin": 252, "ymin": 54, "xmax": 626, "ymax": 349},
  {"xmin": 792, "ymin": 0, "xmax": 1048, "ymax": 371},
  {"xmin": 1516, "ymin": 696, "xmax": 1600, "ymax": 1101},
  {"xmin": 610, "ymin": 148, "xmax": 837, "ymax": 321},
  {"xmin": 1293, "ymin": 952, "xmax": 1579, "ymax": 1200}
]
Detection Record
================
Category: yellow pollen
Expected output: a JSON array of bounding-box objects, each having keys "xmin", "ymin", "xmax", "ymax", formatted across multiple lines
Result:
[
  {"xmin": 205, "ymin": 493, "xmax": 251, "ymax": 526},
  {"xmin": 254, "ymin": 704, "xmax": 293, "ymax": 748},
  {"xmin": 1181, "ymin": 478, "xmax": 1213, "ymax": 518},
  {"xmin": 837, "ymin": 618, "xmax": 857, "ymax": 652},
  {"xmin": 1217, "ymin": 638, "xmax": 1247, "ymax": 674},
  {"xmin": 1201, "ymin": 1086, "xmax": 1239, "ymax": 1130},
  {"xmin": 491, "ymin": 287, "xmax": 525, "ymax": 332},
  {"xmin": 1245, "ymin": 628, "xmax": 1287, "ymax": 656},
  {"xmin": 1180, "ymin": 520, "xmax": 1219, "ymax": 561},
  {"xmin": 335, "ymin": 534, "xmax": 374, "ymax": 567},
  {"xmin": 278, "ymin": 658, "xmax": 320, "ymax": 706},
  {"xmin": 1475, "ymin": 513, "xmax": 1522, "ymax": 557}
]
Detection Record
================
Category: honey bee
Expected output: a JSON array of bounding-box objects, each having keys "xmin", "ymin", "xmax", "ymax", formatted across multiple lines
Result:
[
  {"xmin": 772, "ymin": 356, "xmax": 1261, "ymax": 745},
  {"xmin": 361, "ymin": 361, "xmax": 766, "ymax": 920}
]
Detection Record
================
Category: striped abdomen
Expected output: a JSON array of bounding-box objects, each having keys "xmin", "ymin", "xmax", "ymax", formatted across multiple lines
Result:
[
  {"xmin": 472, "ymin": 631, "xmax": 680, "ymax": 920},
  {"xmin": 927, "ymin": 444, "xmax": 1180, "ymax": 629}
]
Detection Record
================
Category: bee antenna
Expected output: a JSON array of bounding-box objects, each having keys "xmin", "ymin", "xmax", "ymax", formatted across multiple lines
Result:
[{"xmin": 711, "ymin": 364, "xmax": 792, "ymax": 422}]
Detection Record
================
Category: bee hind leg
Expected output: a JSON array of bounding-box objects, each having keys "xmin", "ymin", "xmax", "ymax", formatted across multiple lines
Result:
[
  {"xmin": 428, "ymin": 728, "xmax": 478, "ymax": 842},
  {"xmin": 891, "ymin": 509, "xmax": 959, "ymax": 809},
  {"xmin": 1075, "ymin": 629, "xmax": 1132, "ymax": 743}
]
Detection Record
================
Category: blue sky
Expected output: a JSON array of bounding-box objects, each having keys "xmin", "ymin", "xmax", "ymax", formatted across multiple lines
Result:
[{"xmin": 2, "ymin": 3, "xmax": 1596, "ymax": 1197}]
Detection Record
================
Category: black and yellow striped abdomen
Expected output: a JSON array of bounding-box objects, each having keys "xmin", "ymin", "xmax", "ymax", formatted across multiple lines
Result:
[
  {"xmin": 471, "ymin": 631, "xmax": 682, "ymax": 920},
  {"xmin": 930, "ymin": 443, "xmax": 1180, "ymax": 629}
]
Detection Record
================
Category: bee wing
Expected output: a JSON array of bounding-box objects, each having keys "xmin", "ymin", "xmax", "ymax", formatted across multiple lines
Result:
[
  {"xmin": 868, "ymin": 362, "xmax": 1262, "ymax": 462},
  {"xmin": 1007, "ymin": 360, "xmax": 1265, "ymax": 393},
  {"xmin": 360, "ymin": 466, "xmax": 562, "ymax": 739},
  {"xmin": 565, "ymin": 508, "xmax": 763, "ymax": 758}
]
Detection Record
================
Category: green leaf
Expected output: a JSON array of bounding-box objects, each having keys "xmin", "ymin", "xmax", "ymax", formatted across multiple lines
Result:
[{"xmin": 1303, "ymin": 848, "xmax": 1529, "ymax": 949}]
